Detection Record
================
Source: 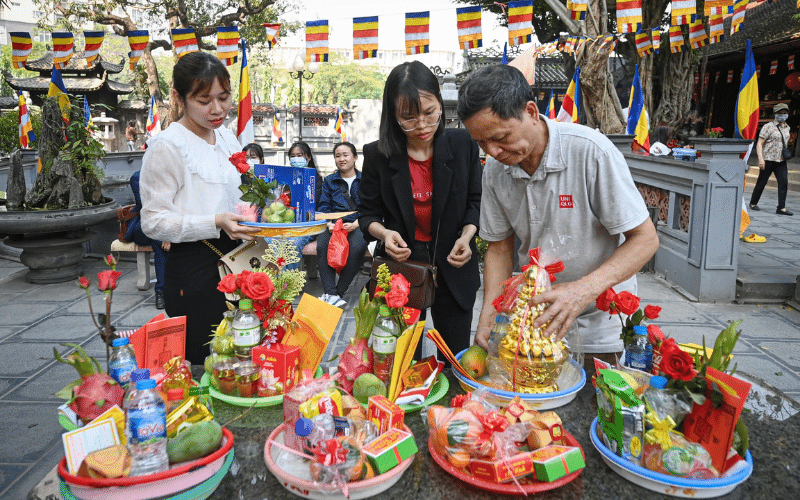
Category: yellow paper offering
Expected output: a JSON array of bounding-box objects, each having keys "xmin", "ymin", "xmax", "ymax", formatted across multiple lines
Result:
[
  {"xmin": 388, "ymin": 322, "xmax": 426, "ymax": 402},
  {"xmin": 282, "ymin": 294, "xmax": 342, "ymax": 373}
]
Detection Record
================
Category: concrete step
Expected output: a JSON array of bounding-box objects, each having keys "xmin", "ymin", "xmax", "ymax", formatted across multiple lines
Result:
[
  {"xmin": 735, "ymin": 271, "xmax": 797, "ymax": 303},
  {"xmin": 746, "ymin": 166, "xmax": 800, "ymax": 193}
]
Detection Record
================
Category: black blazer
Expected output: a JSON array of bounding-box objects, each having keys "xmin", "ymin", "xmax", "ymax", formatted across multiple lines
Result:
[{"xmin": 358, "ymin": 128, "xmax": 482, "ymax": 310}]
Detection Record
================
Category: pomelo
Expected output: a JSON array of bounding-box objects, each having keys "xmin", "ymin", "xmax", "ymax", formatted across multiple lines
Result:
[{"xmin": 352, "ymin": 373, "xmax": 386, "ymax": 404}]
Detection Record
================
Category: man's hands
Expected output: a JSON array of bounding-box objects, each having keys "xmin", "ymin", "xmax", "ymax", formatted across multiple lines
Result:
[
  {"xmin": 529, "ymin": 280, "xmax": 595, "ymax": 341},
  {"xmin": 215, "ymin": 213, "xmax": 260, "ymax": 241}
]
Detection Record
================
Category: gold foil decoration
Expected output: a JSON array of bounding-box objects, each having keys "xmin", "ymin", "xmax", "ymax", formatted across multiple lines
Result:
[{"xmin": 166, "ymin": 395, "xmax": 213, "ymax": 438}]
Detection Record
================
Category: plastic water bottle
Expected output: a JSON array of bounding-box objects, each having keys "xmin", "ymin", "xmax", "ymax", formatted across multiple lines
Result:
[
  {"xmin": 490, "ymin": 314, "xmax": 510, "ymax": 345},
  {"xmin": 625, "ymin": 325, "xmax": 653, "ymax": 372},
  {"xmin": 232, "ymin": 298, "xmax": 262, "ymax": 360},
  {"xmin": 109, "ymin": 338, "xmax": 138, "ymax": 388},
  {"xmin": 643, "ymin": 375, "xmax": 693, "ymax": 424},
  {"xmin": 127, "ymin": 379, "xmax": 169, "ymax": 476},
  {"xmin": 123, "ymin": 368, "xmax": 151, "ymax": 411}
]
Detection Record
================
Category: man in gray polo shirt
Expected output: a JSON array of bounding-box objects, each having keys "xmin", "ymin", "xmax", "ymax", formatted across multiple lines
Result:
[{"xmin": 457, "ymin": 64, "xmax": 658, "ymax": 364}]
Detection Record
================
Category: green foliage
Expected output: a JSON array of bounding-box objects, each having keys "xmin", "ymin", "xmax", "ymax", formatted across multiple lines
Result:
[
  {"xmin": 475, "ymin": 236, "xmax": 489, "ymax": 263},
  {"xmin": 59, "ymin": 98, "xmax": 107, "ymax": 180},
  {"xmin": 307, "ymin": 53, "xmax": 387, "ymax": 107},
  {"xmin": 0, "ymin": 107, "xmax": 42, "ymax": 154}
]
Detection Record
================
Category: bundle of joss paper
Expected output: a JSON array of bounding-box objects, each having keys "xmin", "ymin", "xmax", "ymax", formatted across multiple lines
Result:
[
  {"xmin": 423, "ymin": 390, "xmax": 585, "ymax": 488},
  {"xmin": 272, "ymin": 373, "xmax": 418, "ymax": 493},
  {"xmin": 593, "ymin": 320, "xmax": 752, "ymax": 479}
]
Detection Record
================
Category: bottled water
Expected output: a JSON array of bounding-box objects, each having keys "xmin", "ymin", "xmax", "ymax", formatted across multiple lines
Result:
[
  {"xmin": 625, "ymin": 325, "xmax": 653, "ymax": 372},
  {"xmin": 489, "ymin": 314, "xmax": 510, "ymax": 346},
  {"xmin": 643, "ymin": 375, "xmax": 693, "ymax": 424},
  {"xmin": 127, "ymin": 379, "xmax": 169, "ymax": 476},
  {"xmin": 109, "ymin": 338, "xmax": 138, "ymax": 388},
  {"xmin": 232, "ymin": 298, "xmax": 262, "ymax": 360},
  {"xmin": 123, "ymin": 368, "xmax": 151, "ymax": 411}
]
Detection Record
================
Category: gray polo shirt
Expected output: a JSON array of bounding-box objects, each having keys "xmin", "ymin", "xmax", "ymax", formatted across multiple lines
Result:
[{"xmin": 479, "ymin": 116, "xmax": 650, "ymax": 353}]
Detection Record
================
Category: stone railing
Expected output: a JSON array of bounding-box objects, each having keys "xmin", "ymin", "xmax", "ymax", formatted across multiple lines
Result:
[{"xmin": 612, "ymin": 136, "xmax": 751, "ymax": 301}]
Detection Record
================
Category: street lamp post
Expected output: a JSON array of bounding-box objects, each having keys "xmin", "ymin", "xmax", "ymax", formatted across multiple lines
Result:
[{"xmin": 288, "ymin": 54, "xmax": 318, "ymax": 142}]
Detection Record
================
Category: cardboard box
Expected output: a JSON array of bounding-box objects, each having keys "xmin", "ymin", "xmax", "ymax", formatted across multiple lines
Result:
[
  {"xmin": 368, "ymin": 395, "xmax": 404, "ymax": 435},
  {"xmin": 252, "ymin": 344, "xmax": 300, "ymax": 394},
  {"xmin": 530, "ymin": 445, "xmax": 585, "ymax": 482},
  {"xmin": 118, "ymin": 314, "xmax": 186, "ymax": 372},
  {"xmin": 253, "ymin": 164, "xmax": 316, "ymax": 222},
  {"xmin": 469, "ymin": 452, "xmax": 535, "ymax": 483},
  {"xmin": 361, "ymin": 428, "xmax": 418, "ymax": 474}
]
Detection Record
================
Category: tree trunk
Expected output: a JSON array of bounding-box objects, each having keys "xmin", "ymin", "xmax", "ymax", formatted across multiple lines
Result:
[
  {"xmin": 652, "ymin": 50, "xmax": 694, "ymax": 131},
  {"xmin": 25, "ymin": 100, "xmax": 65, "ymax": 208}
]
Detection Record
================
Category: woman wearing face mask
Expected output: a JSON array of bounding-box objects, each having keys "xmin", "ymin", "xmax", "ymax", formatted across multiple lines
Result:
[
  {"xmin": 288, "ymin": 141, "xmax": 323, "ymax": 204},
  {"xmin": 140, "ymin": 51, "xmax": 260, "ymax": 365},
  {"xmin": 750, "ymin": 103, "xmax": 793, "ymax": 216},
  {"xmin": 243, "ymin": 143, "xmax": 264, "ymax": 166},
  {"xmin": 359, "ymin": 61, "xmax": 482, "ymax": 357}
]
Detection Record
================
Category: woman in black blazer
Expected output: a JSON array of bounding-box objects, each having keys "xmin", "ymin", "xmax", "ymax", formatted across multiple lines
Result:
[{"xmin": 358, "ymin": 61, "xmax": 482, "ymax": 356}]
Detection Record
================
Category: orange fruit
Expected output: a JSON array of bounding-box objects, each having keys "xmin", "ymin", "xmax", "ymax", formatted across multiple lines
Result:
[{"xmin": 448, "ymin": 450, "xmax": 471, "ymax": 469}]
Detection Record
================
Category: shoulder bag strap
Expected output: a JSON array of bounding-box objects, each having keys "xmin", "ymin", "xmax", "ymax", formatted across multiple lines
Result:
[{"xmin": 338, "ymin": 182, "xmax": 357, "ymax": 211}]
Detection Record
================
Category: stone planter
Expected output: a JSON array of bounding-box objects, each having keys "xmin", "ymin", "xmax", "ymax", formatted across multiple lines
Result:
[
  {"xmin": 0, "ymin": 198, "xmax": 119, "ymax": 283},
  {"xmin": 688, "ymin": 138, "xmax": 752, "ymax": 161}
]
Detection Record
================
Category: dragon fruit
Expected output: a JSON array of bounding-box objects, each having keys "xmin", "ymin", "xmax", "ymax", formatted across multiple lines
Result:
[
  {"xmin": 55, "ymin": 343, "xmax": 125, "ymax": 424},
  {"xmin": 337, "ymin": 288, "xmax": 379, "ymax": 394}
]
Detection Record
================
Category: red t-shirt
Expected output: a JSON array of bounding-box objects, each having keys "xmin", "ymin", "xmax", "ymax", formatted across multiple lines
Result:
[{"xmin": 409, "ymin": 155, "xmax": 433, "ymax": 241}]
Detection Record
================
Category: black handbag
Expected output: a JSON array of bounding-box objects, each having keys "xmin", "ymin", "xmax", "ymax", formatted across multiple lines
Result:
[{"xmin": 781, "ymin": 130, "xmax": 793, "ymax": 160}]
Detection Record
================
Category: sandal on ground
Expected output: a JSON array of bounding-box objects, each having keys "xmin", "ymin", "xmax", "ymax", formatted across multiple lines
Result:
[
  {"xmin": 743, "ymin": 234, "xmax": 767, "ymax": 243},
  {"xmin": 776, "ymin": 208, "xmax": 793, "ymax": 216},
  {"xmin": 749, "ymin": 204, "xmax": 760, "ymax": 211}
]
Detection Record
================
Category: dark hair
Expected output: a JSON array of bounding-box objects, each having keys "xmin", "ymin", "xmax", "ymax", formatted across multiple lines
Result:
[
  {"xmin": 242, "ymin": 143, "xmax": 264, "ymax": 162},
  {"xmin": 288, "ymin": 141, "xmax": 316, "ymax": 169},
  {"xmin": 332, "ymin": 141, "xmax": 357, "ymax": 157},
  {"xmin": 457, "ymin": 64, "xmax": 534, "ymax": 122},
  {"xmin": 378, "ymin": 61, "xmax": 445, "ymax": 157},
  {"xmin": 170, "ymin": 51, "xmax": 231, "ymax": 122},
  {"xmin": 128, "ymin": 120, "xmax": 136, "ymax": 127}
]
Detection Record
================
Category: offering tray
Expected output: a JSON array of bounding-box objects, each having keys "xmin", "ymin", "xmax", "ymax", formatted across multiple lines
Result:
[
  {"xmin": 199, "ymin": 367, "xmax": 323, "ymax": 407},
  {"xmin": 590, "ymin": 418, "xmax": 753, "ymax": 498},
  {"xmin": 352, "ymin": 372, "xmax": 449, "ymax": 413},
  {"xmin": 58, "ymin": 428, "xmax": 234, "ymax": 500},
  {"xmin": 264, "ymin": 423, "xmax": 414, "ymax": 499},
  {"xmin": 427, "ymin": 428, "xmax": 584, "ymax": 495},
  {"xmin": 453, "ymin": 349, "xmax": 585, "ymax": 409},
  {"xmin": 240, "ymin": 220, "xmax": 327, "ymax": 238}
]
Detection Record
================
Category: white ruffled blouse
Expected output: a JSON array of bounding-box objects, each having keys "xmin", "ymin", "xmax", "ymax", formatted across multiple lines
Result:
[{"xmin": 140, "ymin": 122, "xmax": 243, "ymax": 243}]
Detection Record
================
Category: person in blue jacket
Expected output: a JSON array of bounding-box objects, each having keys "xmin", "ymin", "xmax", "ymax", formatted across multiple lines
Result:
[
  {"xmin": 127, "ymin": 170, "xmax": 169, "ymax": 309},
  {"xmin": 316, "ymin": 141, "xmax": 368, "ymax": 308}
]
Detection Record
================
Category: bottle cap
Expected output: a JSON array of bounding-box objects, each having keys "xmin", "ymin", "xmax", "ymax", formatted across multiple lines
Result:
[
  {"xmin": 495, "ymin": 314, "xmax": 510, "ymax": 324},
  {"xmin": 167, "ymin": 388, "xmax": 185, "ymax": 401},
  {"xmin": 136, "ymin": 379, "xmax": 157, "ymax": 390},
  {"xmin": 633, "ymin": 325, "xmax": 648, "ymax": 336},
  {"xmin": 239, "ymin": 298, "xmax": 253, "ymax": 309},
  {"xmin": 130, "ymin": 368, "xmax": 151, "ymax": 383},
  {"xmin": 649, "ymin": 375, "xmax": 668, "ymax": 389},
  {"xmin": 295, "ymin": 417, "xmax": 313, "ymax": 437},
  {"xmin": 111, "ymin": 338, "xmax": 130, "ymax": 347}
]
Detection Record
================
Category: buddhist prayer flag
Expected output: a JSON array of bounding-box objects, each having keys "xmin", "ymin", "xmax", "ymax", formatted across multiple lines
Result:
[
  {"xmin": 557, "ymin": 66, "xmax": 580, "ymax": 123},
  {"xmin": 10, "ymin": 32, "xmax": 33, "ymax": 69},
  {"xmin": 727, "ymin": 70, "xmax": 734, "ymax": 83},
  {"xmin": 688, "ymin": 19, "xmax": 708, "ymax": 49},
  {"xmin": 735, "ymin": 39, "xmax": 759, "ymax": 140},
  {"xmin": 756, "ymin": 65, "xmax": 761, "ymax": 78},
  {"xmin": 127, "ymin": 30, "xmax": 149, "ymax": 70},
  {"xmin": 705, "ymin": 0, "xmax": 733, "ymax": 15},
  {"xmin": 353, "ymin": 16, "xmax": 379, "ymax": 59},
  {"xmin": 651, "ymin": 29, "xmax": 661, "ymax": 53},
  {"xmin": 769, "ymin": 60, "xmax": 778, "ymax": 75},
  {"xmin": 83, "ymin": 96, "xmax": 91, "ymax": 127},
  {"xmin": 18, "ymin": 92, "xmax": 35, "ymax": 149},
  {"xmin": 83, "ymin": 31, "xmax": 104, "ymax": 66},
  {"xmin": 545, "ymin": 89, "xmax": 557, "ymax": 119},
  {"xmin": 48, "ymin": 66, "xmax": 70, "ymax": 124},
  {"xmin": 171, "ymin": 28, "xmax": 198, "ymax": 59},
  {"xmin": 635, "ymin": 32, "xmax": 652, "ymax": 57},
  {"xmin": 52, "ymin": 32, "xmax": 74, "ymax": 69},
  {"xmin": 507, "ymin": 1, "xmax": 533, "ymax": 46},
  {"xmin": 708, "ymin": 15, "xmax": 724, "ymax": 44},
  {"xmin": 501, "ymin": 42, "xmax": 508, "ymax": 64},
  {"xmin": 456, "ymin": 6, "xmax": 482, "ymax": 50},
  {"xmin": 669, "ymin": 26, "xmax": 685, "ymax": 53},
  {"xmin": 146, "ymin": 95, "xmax": 161, "ymax": 138},
  {"xmin": 627, "ymin": 65, "xmax": 650, "ymax": 154},
  {"xmin": 616, "ymin": 1, "xmax": 642, "ymax": 34},
  {"xmin": 272, "ymin": 114, "xmax": 283, "ymax": 144},
  {"xmin": 216, "ymin": 26, "xmax": 239, "ymax": 66},
  {"xmin": 567, "ymin": 0, "xmax": 588, "ymax": 20},
  {"xmin": 405, "ymin": 11, "xmax": 430, "ymax": 55},
  {"xmin": 237, "ymin": 39, "xmax": 254, "ymax": 146},
  {"xmin": 671, "ymin": 0, "xmax": 696, "ymax": 25},
  {"xmin": 789, "ymin": 55, "xmax": 795, "ymax": 70},
  {"xmin": 334, "ymin": 106, "xmax": 342, "ymax": 135},
  {"xmin": 731, "ymin": 0, "xmax": 749, "ymax": 34},
  {"xmin": 306, "ymin": 20, "xmax": 329, "ymax": 62},
  {"xmin": 263, "ymin": 23, "xmax": 281, "ymax": 49}
]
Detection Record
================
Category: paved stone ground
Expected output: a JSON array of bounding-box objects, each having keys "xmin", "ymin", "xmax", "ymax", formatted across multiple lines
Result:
[{"xmin": 3, "ymin": 186, "xmax": 800, "ymax": 499}]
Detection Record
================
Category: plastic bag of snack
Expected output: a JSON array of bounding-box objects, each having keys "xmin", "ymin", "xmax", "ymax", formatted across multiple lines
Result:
[
  {"xmin": 642, "ymin": 432, "xmax": 720, "ymax": 479},
  {"xmin": 309, "ymin": 436, "xmax": 372, "ymax": 489}
]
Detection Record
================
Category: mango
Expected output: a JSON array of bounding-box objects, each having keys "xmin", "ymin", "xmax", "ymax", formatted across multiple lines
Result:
[{"xmin": 166, "ymin": 420, "xmax": 223, "ymax": 464}]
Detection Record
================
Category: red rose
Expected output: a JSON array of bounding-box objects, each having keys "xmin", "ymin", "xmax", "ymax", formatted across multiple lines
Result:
[
  {"xmin": 390, "ymin": 273, "xmax": 411, "ymax": 295},
  {"xmin": 236, "ymin": 270, "xmax": 252, "ymax": 290},
  {"xmin": 647, "ymin": 324, "xmax": 666, "ymax": 345},
  {"xmin": 229, "ymin": 151, "xmax": 247, "ymax": 168},
  {"xmin": 217, "ymin": 273, "xmax": 239, "ymax": 294},
  {"xmin": 644, "ymin": 305, "xmax": 661, "ymax": 320},
  {"xmin": 596, "ymin": 288, "xmax": 616, "ymax": 312},
  {"xmin": 659, "ymin": 338, "xmax": 694, "ymax": 381},
  {"xmin": 614, "ymin": 291, "xmax": 640, "ymax": 316},
  {"xmin": 97, "ymin": 270, "xmax": 122, "ymax": 291},
  {"xmin": 385, "ymin": 287, "xmax": 409, "ymax": 309},
  {"xmin": 78, "ymin": 276, "xmax": 90, "ymax": 289},
  {"xmin": 105, "ymin": 254, "xmax": 117, "ymax": 267},
  {"xmin": 235, "ymin": 162, "xmax": 249, "ymax": 174},
  {"xmin": 241, "ymin": 272, "xmax": 274, "ymax": 301}
]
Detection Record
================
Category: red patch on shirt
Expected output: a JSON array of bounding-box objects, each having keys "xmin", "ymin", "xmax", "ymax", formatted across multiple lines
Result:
[{"xmin": 559, "ymin": 195, "xmax": 574, "ymax": 209}]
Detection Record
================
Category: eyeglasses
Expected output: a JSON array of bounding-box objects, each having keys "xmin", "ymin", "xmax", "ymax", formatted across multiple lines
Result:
[{"xmin": 397, "ymin": 112, "xmax": 442, "ymax": 131}]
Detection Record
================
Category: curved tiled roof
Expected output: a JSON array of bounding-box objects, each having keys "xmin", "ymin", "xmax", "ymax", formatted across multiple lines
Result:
[
  {"xmin": 118, "ymin": 99, "xmax": 149, "ymax": 110},
  {"xmin": 253, "ymin": 103, "xmax": 278, "ymax": 114},
  {"xmin": 106, "ymin": 79, "xmax": 135, "ymax": 94},
  {"xmin": 706, "ymin": 0, "xmax": 800, "ymax": 62},
  {"xmin": 5, "ymin": 73, "xmax": 133, "ymax": 95},
  {"xmin": 24, "ymin": 52, "xmax": 125, "ymax": 74},
  {"xmin": 0, "ymin": 97, "xmax": 18, "ymax": 110},
  {"xmin": 288, "ymin": 104, "xmax": 338, "ymax": 115},
  {"xmin": 535, "ymin": 57, "xmax": 569, "ymax": 87}
]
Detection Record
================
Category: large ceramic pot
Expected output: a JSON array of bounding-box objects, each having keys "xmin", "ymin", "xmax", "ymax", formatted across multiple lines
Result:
[{"xmin": 0, "ymin": 198, "xmax": 118, "ymax": 283}]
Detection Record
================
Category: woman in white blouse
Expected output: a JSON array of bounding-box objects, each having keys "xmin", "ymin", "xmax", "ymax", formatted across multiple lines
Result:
[{"xmin": 140, "ymin": 51, "xmax": 260, "ymax": 364}]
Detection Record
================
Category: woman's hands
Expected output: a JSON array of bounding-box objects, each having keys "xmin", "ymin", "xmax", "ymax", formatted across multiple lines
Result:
[
  {"xmin": 215, "ymin": 213, "xmax": 261, "ymax": 241},
  {"xmin": 383, "ymin": 230, "xmax": 412, "ymax": 261},
  {"xmin": 447, "ymin": 235, "xmax": 472, "ymax": 268},
  {"xmin": 327, "ymin": 220, "xmax": 359, "ymax": 233}
]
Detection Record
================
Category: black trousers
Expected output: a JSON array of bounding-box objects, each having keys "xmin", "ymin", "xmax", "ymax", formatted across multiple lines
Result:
[
  {"xmin": 164, "ymin": 234, "xmax": 239, "ymax": 366},
  {"xmin": 750, "ymin": 160, "xmax": 789, "ymax": 210},
  {"xmin": 316, "ymin": 226, "xmax": 369, "ymax": 297}
]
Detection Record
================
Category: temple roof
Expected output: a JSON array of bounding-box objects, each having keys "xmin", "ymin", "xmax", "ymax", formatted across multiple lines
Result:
[
  {"xmin": 534, "ymin": 57, "xmax": 569, "ymax": 88},
  {"xmin": 0, "ymin": 97, "xmax": 18, "ymax": 110},
  {"xmin": 117, "ymin": 99, "xmax": 148, "ymax": 110},
  {"xmin": 253, "ymin": 103, "xmax": 278, "ymax": 114},
  {"xmin": 288, "ymin": 104, "xmax": 338, "ymax": 115},
  {"xmin": 23, "ymin": 52, "xmax": 125, "ymax": 74},
  {"xmin": 4, "ymin": 73, "xmax": 134, "ymax": 95}
]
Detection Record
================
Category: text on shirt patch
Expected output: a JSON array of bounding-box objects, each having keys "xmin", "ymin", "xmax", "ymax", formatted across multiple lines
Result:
[{"xmin": 559, "ymin": 195, "xmax": 574, "ymax": 208}]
